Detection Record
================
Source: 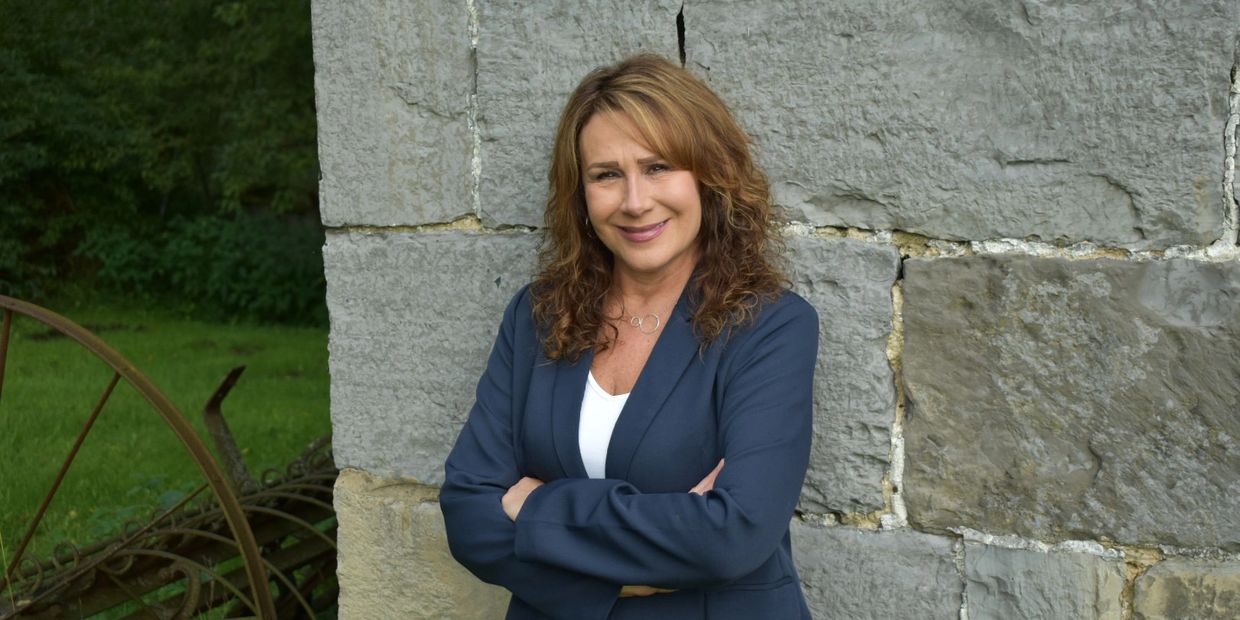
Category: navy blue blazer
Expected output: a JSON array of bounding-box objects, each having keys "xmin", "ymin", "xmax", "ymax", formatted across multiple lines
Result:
[{"xmin": 441, "ymin": 283, "xmax": 818, "ymax": 619}]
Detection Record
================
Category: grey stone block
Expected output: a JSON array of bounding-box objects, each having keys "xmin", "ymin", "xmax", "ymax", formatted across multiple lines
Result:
[
  {"xmin": 787, "ymin": 237, "xmax": 900, "ymax": 514},
  {"xmin": 685, "ymin": 1, "xmax": 1235, "ymax": 248},
  {"xmin": 312, "ymin": 0, "xmax": 473, "ymax": 226},
  {"xmin": 324, "ymin": 231, "xmax": 539, "ymax": 479},
  {"xmin": 793, "ymin": 524, "xmax": 961, "ymax": 619},
  {"xmin": 964, "ymin": 543, "xmax": 1125, "ymax": 620},
  {"xmin": 334, "ymin": 469, "xmax": 510, "ymax": 619},
  {"xmin": 1134, "ymin": 560, "xmax": 1240, "ymax": 619},
  {"xmin": 476, "ymin": 0, "xmax": 681, "ymax": 227},
  {"xmin": 902, "ymin": 256, "xmax": 1240, "ymax": 548}
]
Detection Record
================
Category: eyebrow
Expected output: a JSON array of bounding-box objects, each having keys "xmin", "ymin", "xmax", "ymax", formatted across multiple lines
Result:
[{"xmin": 585, "ymin": 156, "xmax": 664, "ymax": 170}]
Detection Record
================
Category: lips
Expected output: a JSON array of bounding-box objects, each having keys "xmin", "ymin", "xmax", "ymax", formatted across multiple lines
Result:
[{"xmin": 617, "ymin": 220, "xmax": 668, "ymax": 242}]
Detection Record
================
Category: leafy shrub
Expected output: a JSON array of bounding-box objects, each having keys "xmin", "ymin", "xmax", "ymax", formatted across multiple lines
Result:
[{"xmin": 77, "ymin": 212, "xmax": 326, "ymax": 325}]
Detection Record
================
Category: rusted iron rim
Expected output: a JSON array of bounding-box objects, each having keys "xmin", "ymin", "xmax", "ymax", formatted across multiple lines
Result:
[
  {"xmin": 0, "ymin": 295, "xmax": 276, "ymax": 618},
  {"xmin": 239, "ymin": 505, "xmax": 338, "ymax": 549}
]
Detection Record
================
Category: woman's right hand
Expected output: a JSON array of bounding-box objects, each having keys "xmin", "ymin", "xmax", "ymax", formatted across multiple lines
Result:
[
  {"xmin": 619, "ymin": 585, "xmax": 677, "ymax": 598},
  {"xmin": 689, "ymin": 458, "xmax": 725, "ymax": 495},
  {"xmin": 617, "ymin": 459, "xmax": 726, "ymax": 598}
]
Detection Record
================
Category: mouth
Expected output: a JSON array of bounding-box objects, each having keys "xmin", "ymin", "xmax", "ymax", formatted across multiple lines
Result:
[{"xmin": 617, "ymin": 220, "xmax": 668, "ymax": 242}]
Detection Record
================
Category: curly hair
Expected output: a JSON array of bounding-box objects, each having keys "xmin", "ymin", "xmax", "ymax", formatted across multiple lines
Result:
[{"xmin": 531, "ymin": 54, "xmax": 787, "ymax": 361}]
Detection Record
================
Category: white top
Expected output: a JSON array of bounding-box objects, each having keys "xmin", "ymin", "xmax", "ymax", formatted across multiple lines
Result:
[{"xmin": 578, "ymin": 371, "xmax": 629, "ymax": 479}]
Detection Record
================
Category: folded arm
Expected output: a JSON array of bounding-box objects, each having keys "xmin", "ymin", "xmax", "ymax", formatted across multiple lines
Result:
[
  {"xmin": 440, "ymin": 290, "xmax": 620, "ymax": 619},
  {"xmin": 511, "ymin": 298, "xmax": 818, "ymax": 589}
]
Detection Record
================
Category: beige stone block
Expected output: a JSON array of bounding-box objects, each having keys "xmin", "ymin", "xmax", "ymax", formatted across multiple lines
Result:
[
  {"xmin": 1134, "ymin": 560, "xmax": 1240, "ymax": 619},
  {"xmin": 335, "ymin": 469, "xmax": 510, "ymax": 619}
]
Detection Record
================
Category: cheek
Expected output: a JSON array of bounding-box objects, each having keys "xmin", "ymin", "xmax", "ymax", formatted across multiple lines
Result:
[{"xmin": 583, "ymin": 186, "xmax": 615, "ymax": 218}]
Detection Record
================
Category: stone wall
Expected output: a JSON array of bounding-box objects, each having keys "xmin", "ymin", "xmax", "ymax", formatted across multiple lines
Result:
[{"xmin": 312, "ymin": 1, "xmax": 1240, "ymax": 617}]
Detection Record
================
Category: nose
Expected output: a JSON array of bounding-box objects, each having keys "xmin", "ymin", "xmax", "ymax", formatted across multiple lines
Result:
[{"xmin": 620, "ymin": 174, "xmax": 653, "ymax": 217}]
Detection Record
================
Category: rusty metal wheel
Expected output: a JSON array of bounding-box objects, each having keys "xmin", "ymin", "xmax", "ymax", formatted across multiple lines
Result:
[{"xmin": 0, "ymin": 295, "xmax": 280, "ymax": 618}]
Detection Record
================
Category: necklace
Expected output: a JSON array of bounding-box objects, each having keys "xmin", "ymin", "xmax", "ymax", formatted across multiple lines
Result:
[{"xmin": 623, "ymin": 306, "xmax": 662, "ymax": 334}]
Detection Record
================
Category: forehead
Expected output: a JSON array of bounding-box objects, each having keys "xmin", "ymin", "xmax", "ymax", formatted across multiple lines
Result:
[{"xmin": 578, "ymin": 111, "xmax": 659, "ymax": 164}]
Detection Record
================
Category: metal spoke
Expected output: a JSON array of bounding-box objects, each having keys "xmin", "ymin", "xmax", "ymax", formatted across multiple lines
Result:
[{"xmin": 3, "ymin": 372, "xmax": 120, "ymax": 588}]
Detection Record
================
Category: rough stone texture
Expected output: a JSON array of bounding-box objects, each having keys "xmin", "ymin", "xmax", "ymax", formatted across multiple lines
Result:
[
  {"xmin": 787, "ymin": 237, "xmax": 900, "ymax": 514},
  {"xmin": 312, "ymin": 0, "xmax": 473, "ymax": 226},
  {"xmin": 324, "ymin": 231, "xmax": 539, "ymax": 480},
  {"xmin": 685, "ymin": 0, "xmax": 1235, "ymax": 248},
  {"xmin": 793, "ymin": 524, "xmax": 961, "ymax": 619},
  {"xmin": 964, "ymin": 543, "xmax": 1125, "ymax": 619},
  {"xmin": 335, "ymin": 469, "xmax": 510, "ymax": 619},
  {"xmin": 902, "ymin": 256, "xmax": 1240, "ymax": 548},
  {"xmin": 476, "ymin": 0, "xmax": 681, "ymax": 226},
  {"xmin": 1134, "ymin": 560, "xmax": 1240, "ymax": 619}
]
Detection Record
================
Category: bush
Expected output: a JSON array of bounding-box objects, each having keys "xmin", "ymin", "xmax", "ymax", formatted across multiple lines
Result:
[{"xmin": 77, "ymin": 212, "xmax": 326, "ymax": 325}]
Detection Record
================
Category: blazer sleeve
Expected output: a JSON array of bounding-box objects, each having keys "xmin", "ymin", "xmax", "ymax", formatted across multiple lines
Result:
[
  {"xmin": 511, "ymin": 295, "xmax": 819, "ymax": 589},
  {"xmin": 440, "ymin": 288, "xmax": 621, "ymax": 620}
]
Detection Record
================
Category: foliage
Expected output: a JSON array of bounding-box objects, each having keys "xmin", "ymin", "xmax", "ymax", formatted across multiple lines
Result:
[
  {"xmin": 77, "ymin": 212, "xmax": 327, "ymax": 325},
  {"xmin": 0, "ymin": 0, "xmax": 320, "ymax": 318}
]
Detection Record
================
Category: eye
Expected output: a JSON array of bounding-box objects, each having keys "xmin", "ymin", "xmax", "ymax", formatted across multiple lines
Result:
[
  {"xmin": 646, "ymin": 162, "xmax": 670, "ymax": 174},
  {"xmin": 592, "ymin": 170, "xmax": 620, "ymax": 181}
]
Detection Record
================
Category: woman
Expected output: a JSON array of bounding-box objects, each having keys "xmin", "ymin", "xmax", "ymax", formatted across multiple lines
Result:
[{"xmin": 441, "ymin": 54, "xmax": 818, "ymax": 619}]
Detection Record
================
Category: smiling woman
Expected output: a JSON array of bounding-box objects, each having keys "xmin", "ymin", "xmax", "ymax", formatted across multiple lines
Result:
[
  {"xmin": 580, "ymin": 112, "xmax": 703, "ymax": 289},
  {"xmin": 440, "ymin": 54, "xmax": 818, "ymax": 620}
]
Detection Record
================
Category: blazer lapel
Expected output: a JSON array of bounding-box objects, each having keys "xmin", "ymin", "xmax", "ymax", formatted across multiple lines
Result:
[
  {"xmin": 605, "ymin": 292, "xmax": 699, "ymax": 481},
  {"xmin": 550, "ymin": 350, "xmax": 593, "ymax": 479}
]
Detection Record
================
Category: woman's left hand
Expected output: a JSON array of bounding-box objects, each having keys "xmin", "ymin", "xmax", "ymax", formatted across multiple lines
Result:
[{"xmin": 502, "ymin": 476, "xmax": 545, "ymax": 521}]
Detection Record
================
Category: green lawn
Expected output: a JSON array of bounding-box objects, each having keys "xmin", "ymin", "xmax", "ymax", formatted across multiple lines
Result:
[{"xmin": 0, "ymin": 298, "xmax": 331, "ymax": 563}]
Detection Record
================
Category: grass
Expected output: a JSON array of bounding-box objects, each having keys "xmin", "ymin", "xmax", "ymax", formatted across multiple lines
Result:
[{"xmin": 0, "ymin": 296, "xmax": 331, "ymax": 564}]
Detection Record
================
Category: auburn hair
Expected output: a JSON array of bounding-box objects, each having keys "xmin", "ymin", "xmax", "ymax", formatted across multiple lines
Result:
[{"xmin": 531, "ymin": 54, "xmax": 786, "ymax": 361}]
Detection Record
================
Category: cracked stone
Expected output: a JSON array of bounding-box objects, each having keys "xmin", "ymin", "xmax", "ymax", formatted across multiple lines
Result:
[
  {"xmin": 684, "ymin": 0, "xmax": 1235, "ymax": 248},
  {"xmin": 964, "ymin": 543, "xmax": 1125, "ymax": 619},
  {"xmin": 1134, "ymin": 559, "xmax": 1240, "ymax": 619},
  {"xmin": 476, "ymin": 0, "xmax": 682, "ymax": 227},
  {"xmin": 793, "ymin": 524, "xmax": 961, "ymax": 619},
  {"xmin": 787, "ymin": 237, "xmax": 900, "ymax": 514},
  {"xmin": 902, "ymin": 256, "xmax": 1240, "ymax": 548},
  {"xmin": 324, "ymin": 231, "xmax": 539, "ymax": 480},
  {"xmin": 312, "ymin": 0, "xmax": 474, "ymax": 226}
]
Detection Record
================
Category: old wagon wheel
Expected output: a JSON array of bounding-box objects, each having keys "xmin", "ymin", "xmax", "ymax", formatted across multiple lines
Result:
[{"xmin": 0, "ymin": 295, "xmax": 279, "ymax": 618}]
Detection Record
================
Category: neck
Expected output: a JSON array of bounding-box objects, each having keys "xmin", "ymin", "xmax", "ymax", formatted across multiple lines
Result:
[{"xmin": 610, "ymin": 257, "xmax": 697, "ymax": 313}]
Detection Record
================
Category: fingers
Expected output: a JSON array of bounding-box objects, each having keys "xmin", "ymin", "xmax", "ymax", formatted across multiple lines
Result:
[
  {"xmin": 502, "ymin": 476, "xmax": 545, "ymax": 521},
  {"xmin": 689, "ymin": 458, "xmax": 726, "ymax": 495},
  {"xmin": 619, "ymin": 585, "xmax": 677, "ymax": 598}
]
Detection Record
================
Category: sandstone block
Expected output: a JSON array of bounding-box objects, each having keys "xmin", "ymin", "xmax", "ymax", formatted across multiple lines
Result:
[
  {"xmin": 312, "ymin": 0, "xmax": 473, "ymax": 226},
  {"xmin": 787, "ymin": 237, "xmax": 900, "ymax": 514},
  {"xmin": 685, "ymin": 0, "xmax": 1235, "ymax": 248},
  {"xmin": 902, "ymin": 256, "xmax": 1240, "ymax": 547},
  {"xmin": 334, "ymin": 469, "xmax": 510, "ymax": 619},
  {"xmin": 793, "ymin": 524, "xmax": 961, "ymax": 619},
  {"xmin": 964, "ymin": 543, "xmax": 1125, "ymax": 619},
  {"xmin": 1135, "ymin": 560, "xmax": 1240, "ymax": 619},
  {"xmin": 324, "ymin": 231, "xmax": 539, "ymax": 480},
  {"xmin": 476, "ymin": 0, "xmax": 681, "ymax": 226}
]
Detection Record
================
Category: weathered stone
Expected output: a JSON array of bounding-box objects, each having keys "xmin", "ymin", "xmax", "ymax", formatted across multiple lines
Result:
[
  {"xmin": 793, "ymin": 523, "xmax": 961, "ymax": 619},
  {"xmin": 476, "ymin": 0, "xmax": 681, "ymax": 226},
  {"xmin": 902, "ymin": 256, "xmax": 1240, "ymax": 548},
  {"xmin": 685, "ymin": 1, "xmax": 1234, "ymax": 248},
  {"xmin": 334, "ymin": 469, "xmax": 510, "ymax": 619},
  {"xmin": 964, "ymin": 543, "xmax": 1125, "ymax": 619},
  {"xmin": 787, "ymin": 237, "xmax": 900, "ymax": 514},
  {"xmin": 312, "ymin": 0, "xmax": 473, "ymax": 226},
  {"xmin": 324, "ymin": 231, "xmax": 539, "ymax": 479},
  {"xmin": 1135, "ymin": 560, "xmax": 1240, "ymax": 619}
]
